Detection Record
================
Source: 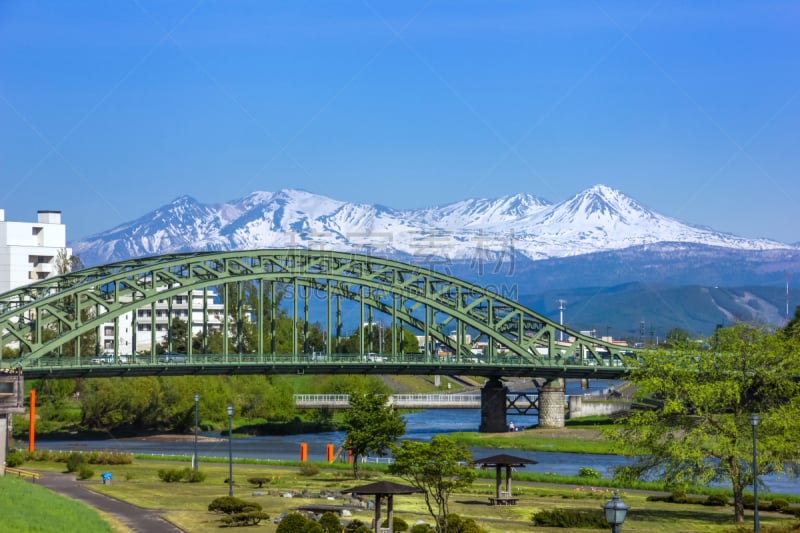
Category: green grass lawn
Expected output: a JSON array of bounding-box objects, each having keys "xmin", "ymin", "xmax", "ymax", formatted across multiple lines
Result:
[
  {"xmin": 21, "ymin": 458, "xmax": 800, "ymax": 533},
  {"xmin": 0, "ymin": 474, "xmax": 115, "ymax": 533}
]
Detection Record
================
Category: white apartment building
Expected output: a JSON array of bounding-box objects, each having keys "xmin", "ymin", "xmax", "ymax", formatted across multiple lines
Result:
[
  {"xmin": 0, "ymin": 209, "xmax": 70, "ymax": 293},
  {"xmin": 98, "ymin": 290, "xmax": 226, "ymax": 354}
]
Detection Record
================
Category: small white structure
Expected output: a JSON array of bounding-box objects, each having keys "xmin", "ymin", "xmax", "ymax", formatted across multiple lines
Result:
[{"xmin": 0, "ymin": 209, "xmax": 70, "ymax": 292}]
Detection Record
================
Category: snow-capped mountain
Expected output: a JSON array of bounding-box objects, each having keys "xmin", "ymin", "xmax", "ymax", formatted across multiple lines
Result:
[{"xmin": 70, "ymin": 185, "xmax": 795, "ymax": 269}]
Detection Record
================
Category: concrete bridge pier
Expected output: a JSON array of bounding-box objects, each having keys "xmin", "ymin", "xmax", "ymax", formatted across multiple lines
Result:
[
  {"xmin": 537, "ymin": 378, "xmax": 565, "ymax": 428},
  {"xmin": 479, "ymin": 377, "xmax": 509, "ymax": 433}
]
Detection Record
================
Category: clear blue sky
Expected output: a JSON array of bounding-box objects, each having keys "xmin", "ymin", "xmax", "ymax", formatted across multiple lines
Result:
[{"xmin": 1, "ymin": 1, "xmax": 798, "ymax": 242}]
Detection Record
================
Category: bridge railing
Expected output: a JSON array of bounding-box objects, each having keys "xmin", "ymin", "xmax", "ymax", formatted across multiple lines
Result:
[{"xmin": 19, "ymin": 351, "xmax": 629, "ymax": 369}]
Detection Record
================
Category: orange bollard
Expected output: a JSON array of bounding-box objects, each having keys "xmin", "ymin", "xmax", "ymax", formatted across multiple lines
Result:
[
  {"xmin": 326, "ymin": 443, "xmax": 334, "ymax": 463},
  {"xmin": 29, "ymin": 389, "xmax": 36, "ymax": 453},
  {"xmin": 347, "ymin": 449, "xmax": 352, "ymax": 464},
  {"xmin": 300, "ymin": 442, "xmax": 308, "ymax": 462}
]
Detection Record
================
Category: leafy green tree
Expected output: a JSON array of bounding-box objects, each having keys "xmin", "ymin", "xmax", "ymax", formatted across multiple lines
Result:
[
  {"xmin": 342, "ymin": 393, "xmax": 405, "ymax": 479},
  {"xmin": 664, "ymin": 327, "xmax": 691, "ymax": 348},
  {"xmin": 389, "ymin": 436, "xmax": 477, "ymax": 533},
  {"xmin": 276, "ymin": 512, "xmax": 310, "ymax": 533},
  {"xmin": 606, "ymin": 323, "xmax": 800, "ymax": 524},
  {"xmin": 783, "ymin": 305, "xmax": 800, "ymax": 339}
]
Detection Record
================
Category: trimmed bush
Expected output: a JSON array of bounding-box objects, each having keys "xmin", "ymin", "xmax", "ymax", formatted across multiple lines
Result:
[
  {"xmin": 299, "ymin": 464, "xmax": 320, "ymax": 476},
  {"xmin": 159, "ymin": 468, "xmax": 207, "ymax": 483},
  {"xmin": 276, "ymin": 512, "xmax": 311, "ymax": 533},
  {"xmin": 5, "ymin": 449, "xmax": 24, "ymax": 468},
  {"xmin": 158, "ymin": 468, "xmax": 185, "ymax": 483},
  {"xmin": 65, "ymin": 452, "xmax": 87, "ymax": 473},
  {"xmin": 531, "ymin": 508, "xmax": 607, "ymax": 528},
  {"xmin": 319, "ymin": 512, "xmax": 344, "ymax": 533},
  {"xmin": 769, "ymin": 499, "xmax": 790, "ymax": 512},
  {"xmin": 579, "ymin": 467, "xmax": 601, "ymax": 479},
  {"xmin": 219, "ymin": 511, "xmax": 270, "ymax": 527},
  {"xmin": 76, "ymin": 464, "xmax": 94, "ymax": 480},
  {"xmin": 247, "ymin": 476, "xmax": 271, "ymax": 488},
  {"xmin": 344, "ymin": 519, "xmax": 367, "ymax": 533},
  {"xmin": 410, "ymin": 525, "xmax": 434, "ymax": 533},
  {"xmin": 704, "ymin": 493, "xmax": 729, "ymax": 506},
  {"xmin": 208, "ymin": 496, "xmax": 262, "ymax": 515},
  {"xmin": 381, "ymin": 516, "xmax": 408, "ymax": 532}
]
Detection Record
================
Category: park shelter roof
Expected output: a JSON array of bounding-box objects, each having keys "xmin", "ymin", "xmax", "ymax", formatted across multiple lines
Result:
[
  {"xmin": 473, "ymin": 453, "xmax": 538, "ymax": 467},
  {"xmin": 342, "ymin": 480, "xmax": 423, "ymax": 495}
]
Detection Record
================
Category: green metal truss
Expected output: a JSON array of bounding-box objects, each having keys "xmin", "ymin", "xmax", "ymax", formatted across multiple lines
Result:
[{"xmin": 0, "ymin": 249, "xmax": 634, "ymax": 378}]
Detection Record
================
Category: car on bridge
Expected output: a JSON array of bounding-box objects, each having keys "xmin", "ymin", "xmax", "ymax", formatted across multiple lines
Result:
[
  {"xmin": 365, "ymin": 352, "xmax": 386, "ymax": 362},
  {"xmin": 158, "ymin": 352, "xmax": 187, "ymax": 363},
  {"xmin": 91, "ymin": 354, "xmax": 129, "ymax": 364}
]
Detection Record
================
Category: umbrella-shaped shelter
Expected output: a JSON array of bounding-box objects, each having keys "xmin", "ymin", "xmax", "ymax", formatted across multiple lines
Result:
[
  {"xmin": 473, "ymin": 453, "xmax": 538, "ymax": 505},
  {"xmin": 342, "ymin": 480, "xmax": 423, "ymax": 533}
]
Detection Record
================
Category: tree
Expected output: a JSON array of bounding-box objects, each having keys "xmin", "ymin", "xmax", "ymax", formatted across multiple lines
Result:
[
  {"xmin": 341, "ymin": 393, "xmax": 405, "ymax": 479},
  {"xmin": 606, "ymin": 323, "xmax": 800, "ymax": 524},
  {"xmin": 389, "ymin": 436, "xmax": 477, "ymax": 533}
]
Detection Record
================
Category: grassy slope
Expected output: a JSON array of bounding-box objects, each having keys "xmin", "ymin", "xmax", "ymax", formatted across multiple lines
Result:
[{"xmin": 0, "ymin": 475, "xmax": 114, "ymax": 533}]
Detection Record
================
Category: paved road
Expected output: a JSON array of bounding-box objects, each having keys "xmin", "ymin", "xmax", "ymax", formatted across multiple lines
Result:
[{"xmin": 35, "ymin": 472, "xmax": 183, "ymax": 533}]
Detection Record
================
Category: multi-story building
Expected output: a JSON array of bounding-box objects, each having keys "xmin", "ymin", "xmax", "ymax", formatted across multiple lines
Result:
[
  {"xmin": 0, "ymin": 209, "xmax": 70, "ymax": 292},
  {"xmin": 98, "ymin": 290, "xmax": 226, "ymax": 354}
]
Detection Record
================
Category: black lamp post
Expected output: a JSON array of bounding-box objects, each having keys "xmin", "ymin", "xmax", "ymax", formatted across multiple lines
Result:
[
  {"xmin": 192, "ymin": 393, "xmax": 199, "ymax": 471},
  {"xmin": 603, "ymin": 492, "xmax": 629, "ymax": 533},
  {"xmin": 750, "ymin": 413, "xmax": 760, "ymax": 533},
  {"xmin": 227, "ymin": 404, "xmax": 234, "ymax": 497}
]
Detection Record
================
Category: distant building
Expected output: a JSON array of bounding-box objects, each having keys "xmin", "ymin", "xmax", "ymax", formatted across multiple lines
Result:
[
  {"xmin": 0, "ymin": 209, "xmax": 70, "ymax": 292},
  {"xmin": 98, "ymin": 289, "xmax": 226, "ymax": 354}
]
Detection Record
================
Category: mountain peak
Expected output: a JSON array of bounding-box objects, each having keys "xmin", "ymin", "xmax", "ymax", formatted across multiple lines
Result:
[{"xmin": 70, "ymin": 184, "xmax": 795, "ymax": 267}]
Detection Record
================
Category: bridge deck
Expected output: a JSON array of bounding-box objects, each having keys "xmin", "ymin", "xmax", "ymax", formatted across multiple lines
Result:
[{"xmin": 18, "ymin": 353, "xmax": 629, "ymax": 380}]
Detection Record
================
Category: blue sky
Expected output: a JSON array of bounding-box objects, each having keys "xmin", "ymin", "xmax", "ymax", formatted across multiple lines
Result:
[{"xmin": 1, "ymin": 1, "xmax": 798, "ymax": 242}]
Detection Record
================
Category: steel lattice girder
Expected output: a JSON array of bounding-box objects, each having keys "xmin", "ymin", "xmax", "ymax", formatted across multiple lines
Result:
[{"xmin": 0, "ymin": 249, "xmax": 629, "ymax": 368}]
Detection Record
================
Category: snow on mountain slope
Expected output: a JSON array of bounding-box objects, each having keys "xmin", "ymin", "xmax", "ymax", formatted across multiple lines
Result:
[{"xmin": 70, "ymin": 185, "xmax": 796, "ymax": 266}]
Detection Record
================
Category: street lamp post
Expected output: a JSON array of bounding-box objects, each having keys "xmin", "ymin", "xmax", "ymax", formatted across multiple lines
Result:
[
  {"xmin": 603, "ymin": 493, "xmax": 629, "ymax": 533},
  {"xmin": 227, "ymin": 404, "xmax": 234, "ymax": 497},
  {"xmin": 751, "ymin": 413, "xmax": 760, "ymax": 533},
  {"xmin": 192, "ymin": 393, "xmax": 199, "ymax": 471}
]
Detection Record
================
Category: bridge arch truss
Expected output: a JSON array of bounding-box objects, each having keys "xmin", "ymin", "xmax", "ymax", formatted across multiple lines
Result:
[{"xmin": 0, "ymin": 250, "xmax": 631, "ymax": 376}]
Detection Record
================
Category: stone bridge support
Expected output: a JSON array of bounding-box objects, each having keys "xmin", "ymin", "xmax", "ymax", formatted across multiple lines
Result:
[
  {"xmin": 537, "ymin": 378, "xmax": 565, "ymax": 428},
  {"xmin": 479, "ymin": 377, "xmax": 508, "ymax": 433}
]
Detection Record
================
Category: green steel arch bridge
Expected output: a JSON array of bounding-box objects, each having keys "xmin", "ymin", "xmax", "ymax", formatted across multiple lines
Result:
[{"xmin": 0, "ymin": 249, "xmax": 635, "ymax": 381}]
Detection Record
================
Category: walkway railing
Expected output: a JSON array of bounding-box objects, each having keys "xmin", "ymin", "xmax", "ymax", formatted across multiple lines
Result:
[{"xmin": 4, "ymin": 467, "xmax": 40, "ymax": 482}]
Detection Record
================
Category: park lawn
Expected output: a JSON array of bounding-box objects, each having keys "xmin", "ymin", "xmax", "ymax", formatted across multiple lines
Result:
[
  {"xmin": 0, "ymin": 474, "xmax": 117, "ymax": 533},
  {"xmin": 449, "ymin": 426, "xmax": 621, "ymax": 455},
  {"xmin": 26, "ymin": 458, "xmax": 799, "ymax": 533}
]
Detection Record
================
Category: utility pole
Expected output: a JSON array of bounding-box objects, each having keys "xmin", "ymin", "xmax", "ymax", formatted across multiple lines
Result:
[{"xmin": 557, "ymin": 299, "xmax": 567, "ymax": 342}]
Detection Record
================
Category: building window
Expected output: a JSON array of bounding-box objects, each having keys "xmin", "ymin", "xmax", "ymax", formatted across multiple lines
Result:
[{"xmin": 104, "ymin": 326, "xmax": 114, "ymax": 336}]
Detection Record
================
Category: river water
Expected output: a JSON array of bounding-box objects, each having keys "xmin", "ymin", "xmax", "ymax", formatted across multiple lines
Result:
[{"xmin": 30, "ymin": 379, "xmax": 800, "ymax": 495}]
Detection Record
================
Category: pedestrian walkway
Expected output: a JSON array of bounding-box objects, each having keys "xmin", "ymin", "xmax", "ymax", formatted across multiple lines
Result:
[{"xmin": 35, "ymin": 472, "xmax": 183, "ymax": 533}]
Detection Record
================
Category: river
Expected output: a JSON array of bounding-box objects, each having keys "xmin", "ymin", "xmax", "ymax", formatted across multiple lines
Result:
[{"xmin": 29, "ymin": 379, "xmax": 800, "ymax": 495}]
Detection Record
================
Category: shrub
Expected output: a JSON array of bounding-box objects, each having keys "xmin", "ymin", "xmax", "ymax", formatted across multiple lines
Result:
[
  {"xmin": 5, "ymin": 449, "xmax": 24, "ymax": 468},
  {"xmin": 344, "ymin": 519, "xmax": 367, "ymax": 533},
  {"xmin": 76, "ymin": 464, "xmax": 94, "ymax": 480},
  {"xmin": 299, "ymin": 464, "xmax": 320, "ymax": 476},
  {"xmin": 183, "ymin": 469, "xmax": 206, "ymax": 483},
  {"xmin": 276, "ymin": 512, "xmax": 310, "ymax": 533},
  {"xmin": 704, "ymin": 493, "xmax": 729, "ymax": 506},
  {"xmin": 158, "ymin": 468, "xmax": 186, "ymax": 483},
  {"xmin": 65, "ymin": 452, "xmax": 87, "ymax": 473},
  {"xmin": 208, "ymin": 496, "xmax": 262, "ymax": 515},
  {"xmin": 769, "ymin": 499, "xmax": 790, "ymax": 512},
  {"xmin": 743, "ymin": 494, "xmax": 755, "ymax": 510},
  {"xmin": 247, "ymin": 476, "xmax": 271, "ymax": 488},
  {"xmin": 531, "ymin": 508, "xmax": 607, "ymax": 528},
  {"xmin": 381, "ymin": 516, "xmax": 408, "ymax": 532},
  {"xmin": 579, "ymin": 467, "xmax": 601, "ymax": 479},
  {"xmin": 219, "ymin": 511, "xmax": 270, "ymax": 527},
  {"xmin": 159, "ymin": 468, "xmax": 207, "ymax": 483},
  {"xmin": 442, "ymin": 514, "xmax": 487, "ymax": 533},
  {"xmin": 410, "ymin": 525, "xmax": 434, "ymax": 533},
  {"xmin": 319, "ymin": 512, "xmax": 344, "ymax": 533}
]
